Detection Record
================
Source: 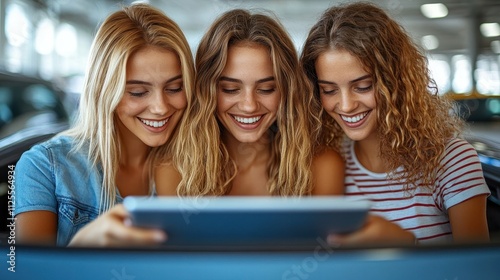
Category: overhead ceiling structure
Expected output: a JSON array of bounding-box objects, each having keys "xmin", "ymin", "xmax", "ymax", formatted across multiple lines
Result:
[{"xmin": 50, "ymin": 0, "xmax": 500, "ymax": 55}]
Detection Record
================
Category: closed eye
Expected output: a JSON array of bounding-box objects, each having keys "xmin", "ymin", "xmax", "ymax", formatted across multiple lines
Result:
[
  {"xmin": 165, "ymin": 86, "xmax": 183, "ymax": 94},
  {"xmin": 355, "ymin": 85, "xmax": 373, "ymax": 93},
  {"xmin": 221, "ymin": 88, "xmax": 239, "ymax": 94},
  {"xmin": 258, "ymin": 88, "xmax": 275, "ymax": 94},
  {"xmin": 320, "ymin": 87, "xmax": 337, "ymax": 95},
  {"xmin": 128, "ymin": 91, "xmax": 147, "ymax": 97}
]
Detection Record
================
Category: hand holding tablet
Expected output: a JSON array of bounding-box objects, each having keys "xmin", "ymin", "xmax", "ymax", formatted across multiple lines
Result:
[{"xmin": 123, "ymin": 196, "xmax": 370, "ymax": 247}]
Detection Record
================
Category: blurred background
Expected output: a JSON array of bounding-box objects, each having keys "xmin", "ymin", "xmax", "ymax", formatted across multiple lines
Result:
[
  {"xmin": 1, "ymin": 0, "xmax": 500, "ymax": 94},
  {"xmin": 0, "ymin": 0, "xmax": 499, "ymax": 237}
]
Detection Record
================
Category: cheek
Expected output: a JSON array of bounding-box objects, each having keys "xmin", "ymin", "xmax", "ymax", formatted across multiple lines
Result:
[
  {"xmin": 320, "ymin": 95, "xmax": 334, "ymax": 110},
  {"xmin": 216, "ymin": 93, "xmax": 232, "ymax": 113},
  {"xmin": 170, "ymin": 94, "xmax": 187, "ymax": 110},
  {"xmin": 270, "ymin": 97, "xmax": 281, "ymax": 113},
  {"xmin": 369, "ymin": 95, "xmax": 377, "ymax": 108},
  {"xmin": 215, "ymin": 96, "xmax": 226, "ymax": 121},
  {"xmin": 115, "ymin": 98, "xmax": 138, "ymax": 117},
  {"xmin": 268, "ymin": 92, "xmax": 282, "ymax": 114}
]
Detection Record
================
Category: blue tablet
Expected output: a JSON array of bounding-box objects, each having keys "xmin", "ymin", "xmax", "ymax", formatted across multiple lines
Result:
[{"xmin": 123, "ymin": 196, "xmax": 370, "ymax": 247}]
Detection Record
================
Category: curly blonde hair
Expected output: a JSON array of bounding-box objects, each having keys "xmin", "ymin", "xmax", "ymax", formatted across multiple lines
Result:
[
  {"xmin": 172, "ymin": 9, "xmax": 321, "ymax": 196},
  {"xmin": 300, "ymin": 2, "xmax": 464, "ymax": 190}
]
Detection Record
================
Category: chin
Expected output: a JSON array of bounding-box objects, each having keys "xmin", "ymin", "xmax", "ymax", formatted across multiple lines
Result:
[
  {"xmin": 236, "ymin": 139, "xmax": 257, "ymax": 144},
  {"xmin": 146, "ymin": 137, "xmax": 170, "ymax": 148},
  {"xmin": 235, "ymin": 136, "xmax": 261, "ymax": 144},
  {"xmin": 344, "ymin": 130, "xmax": 373, "ymax": 142}
]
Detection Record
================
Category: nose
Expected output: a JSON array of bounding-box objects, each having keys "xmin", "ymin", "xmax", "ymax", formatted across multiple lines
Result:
[
  {"xmin": 337, "ymin": 90, "xmax": 357, "ymax": 113},
  {"xmin": 149, "ymin": 91, "xmax": 168, "ymax": 115},
  {"xmin": 239, "ymin": 89, "xmax": 258, "ymax": 113}
]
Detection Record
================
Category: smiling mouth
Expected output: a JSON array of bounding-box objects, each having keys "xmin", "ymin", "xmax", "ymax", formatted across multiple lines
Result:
[
  {"xmin": 232, "ymin": 115, "xmax": 262, "ymax": 124},
  {"xmin": 139, "ymin": 117, "xmax": 169, "ymax": 128},
  {"xmin": 340, "ymin": 111, "xmax": 370, "ymax": 123}
]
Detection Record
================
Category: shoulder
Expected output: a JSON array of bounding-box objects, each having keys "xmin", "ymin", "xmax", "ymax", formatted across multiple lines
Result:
[
  {"xmin": 313, "ymin": 147, "xmax": 344, "ymax": 166},
  {"xmin": 440, "ymin": 138, "xmax": 481, "ymax": 167},
  {"xmin": 311, "ymin": 147, "xmax": 345, "ymax": 195},
  {"xmin": 155, "ymin": 162, "xmax": 181, "ymax": 196},
  {"xmin": 17, "ymin": 135, "xmax": 72, "ymax": 165},
  {"xmin": 17, "ymin": 135, "xmax": 85, "ymax": 168},
  {"xmin": 16, "ymin": 135, "xmax": 97, "ymax": 190},
  {"xmin": 14, "ymin": 136, "xmax": 97, "ymax": 217},
  {"xmin": 435, "ymin": 138, "xmax": 490, "ymax": 208},
  {"xmin": 436, "ymin": 138, "xmax": 485, "ymax": 181},
  {"xmin": 24, "ymin": 135, "xmax": 77, "ymax": 156},
  {"xmin": 445, "ymin": 138, "xmax": 477, "ymax": 154}
]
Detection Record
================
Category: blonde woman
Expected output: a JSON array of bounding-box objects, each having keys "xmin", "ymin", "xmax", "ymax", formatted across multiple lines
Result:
[
  {"xmin": 14, "ymin": 4, "xmax": 194, "ymax": 247},
  {"xmin": 301, "ymin": 2, "xmax": 490, "ymax": 244},
  {"xmin": 157, "ymin": 9, "xmax": 344, "ymax": 197}
]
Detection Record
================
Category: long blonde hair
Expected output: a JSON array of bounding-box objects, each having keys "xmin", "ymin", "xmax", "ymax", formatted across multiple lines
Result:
[
  {"xmin": 301, "ymin": 2, "xmax": 464, "ymax": 189},
  {"xmin": 64, "ymin": 4, "xmax": 194, "ymax": 212},
  {"xmin": 172, "ymin": 9, "xmax": 320, "ymax": 196}
]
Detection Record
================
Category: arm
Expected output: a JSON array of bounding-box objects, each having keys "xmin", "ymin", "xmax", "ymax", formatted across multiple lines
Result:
[
  {"xmin": 448, "ymin": 194, "xmax": 489, "ymax": 242},
  {"xmin": 69, "ymin": 163, "xmax": 175, "ymax": 246},
  {"xmin": 15, "ymin": 211, "xmax": 57, "ymax": 245},
  {"xmin": 14, "ymin": 144, "xmax": 59, "ymax": 246},
  {"xmin": 155, "ymin": 163, "xmax": 181, "ymax": 196},
  {"xmin": 311, "ymin": 148, "xmax": 345, "ymax": 195},
  {"xmin": 439, "ymin": 139, "xmax": 490, "ymax": 242},
  {"xmin": 68, "ymin": 204, "xmax": 166, "ymax": 247},
  {"xmin": 328, "ymin": 215, "xmax": 416, "ymax": 246},
  {"xmin": 16, "ymin": 141, "xmax": 168, "ymax": 247}
]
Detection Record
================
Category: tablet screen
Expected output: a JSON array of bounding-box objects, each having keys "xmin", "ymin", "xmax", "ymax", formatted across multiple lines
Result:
[{"xmin": 124, "ymin": 196, "xmax": 370, "ymax": 247}]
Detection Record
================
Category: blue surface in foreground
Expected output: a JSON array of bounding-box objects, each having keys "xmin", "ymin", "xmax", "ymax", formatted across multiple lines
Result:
[{"xmin": 1, "ymin": 244, "xmax": 500, "ymax": 280}]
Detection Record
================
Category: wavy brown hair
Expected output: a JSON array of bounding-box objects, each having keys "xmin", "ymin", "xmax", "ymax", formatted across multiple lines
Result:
[
  {"xmin": 173, "ymin": 9, "xmax": 321, "ymax": 196},
  {"xmin": 300, "ymin": 2, "xmax": 464, "ymax": 189}
]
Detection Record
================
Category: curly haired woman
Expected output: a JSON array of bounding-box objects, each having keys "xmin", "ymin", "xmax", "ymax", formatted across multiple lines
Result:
[{"xmin": 301, "ymin": 2, "xmax": 490, "ymax": 245}]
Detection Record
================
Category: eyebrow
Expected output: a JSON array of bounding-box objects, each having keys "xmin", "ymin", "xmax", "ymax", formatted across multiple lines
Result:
[
  {"xmin": 317, "ymin": 74, "xmax": 371, "ymax": 85},
  {"xmin": 126, "ymin": 74, "xmax": 183, "ymax": 85},
  {"xmin": 219, "ymin": 76, "xmax": 275, "ymax": 84}
]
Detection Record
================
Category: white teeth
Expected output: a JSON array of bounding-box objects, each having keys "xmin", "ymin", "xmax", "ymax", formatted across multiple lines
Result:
[
  {"xmin": 140, "ymin": 118, "xmax": 168, "ymax": 128},
  {"xmin": 233, "ymin": 115, "xmax": 261, "ymax": 124},
  {"xmin": 341, "ymin": 112, "xmax": 369, "ymax": 123}
]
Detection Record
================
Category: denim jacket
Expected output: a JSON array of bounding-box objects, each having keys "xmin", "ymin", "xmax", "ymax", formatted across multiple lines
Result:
[{"xmin": 14, "ymin": 135, "xmax": 124, "ymax": 246}]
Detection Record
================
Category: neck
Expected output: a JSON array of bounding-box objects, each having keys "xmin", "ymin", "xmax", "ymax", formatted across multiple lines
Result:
[
  {"xmin": 118, "ymin": 127, "xmax": 151, "ymax": 168},
  {"xmin": 120, "ymin": 143, "xmax": 150, "ymax": 168},
  {"xmin": 354, "ymin": 134, "xmax": 389, "ymax": 173},
  {"xmin": 222, "ymin": 131, "xmax": 272, "ymax": 171}
]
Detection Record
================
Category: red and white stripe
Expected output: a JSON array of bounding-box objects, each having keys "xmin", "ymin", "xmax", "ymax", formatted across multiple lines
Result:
[{"xmin": 343, "ymin": 138, "xmax": 490, "ymax": 243}]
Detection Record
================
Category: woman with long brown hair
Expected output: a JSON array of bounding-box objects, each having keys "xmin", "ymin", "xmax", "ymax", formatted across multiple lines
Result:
[{"xmin": 157, "ymin": 9, "xmax": 344, "ymax": 197}]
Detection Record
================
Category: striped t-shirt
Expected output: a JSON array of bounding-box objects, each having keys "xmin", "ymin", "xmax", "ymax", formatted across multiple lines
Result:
[{"xmin": 343, "ymin": 138, "xmax": 490, "ymax": 243}]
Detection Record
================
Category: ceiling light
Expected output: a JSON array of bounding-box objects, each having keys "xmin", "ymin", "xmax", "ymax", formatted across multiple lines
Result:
[
  {"xmin": 420, "ymin": 3, "xmax": 448, "ymax": 19},
  {"xmin": 480, "ymin": 23, "xmax": 500, "ymax": 37},
  {"xmin": 35, "ymin": 18, "xmax": 55, "ymax": 55},
  {"xmin": 421, "ymin": 35, "xmax": 439, "ymax": 50},
  {"xmin": 55, "ymin": 23, "xmax": 77, "ymax": 57}
]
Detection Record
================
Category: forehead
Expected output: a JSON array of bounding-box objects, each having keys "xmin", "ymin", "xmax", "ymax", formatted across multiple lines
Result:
[
  {"xmin": 222, "ymin": 43, "xmax": 274, "ymax": 77},
  {"xmin": 126, "ymin": 46, "xmax": 181, "ymax": 76},
  {"xmin": 315, "ymin": 49, "xmax": 369, "ymax": 80}
]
